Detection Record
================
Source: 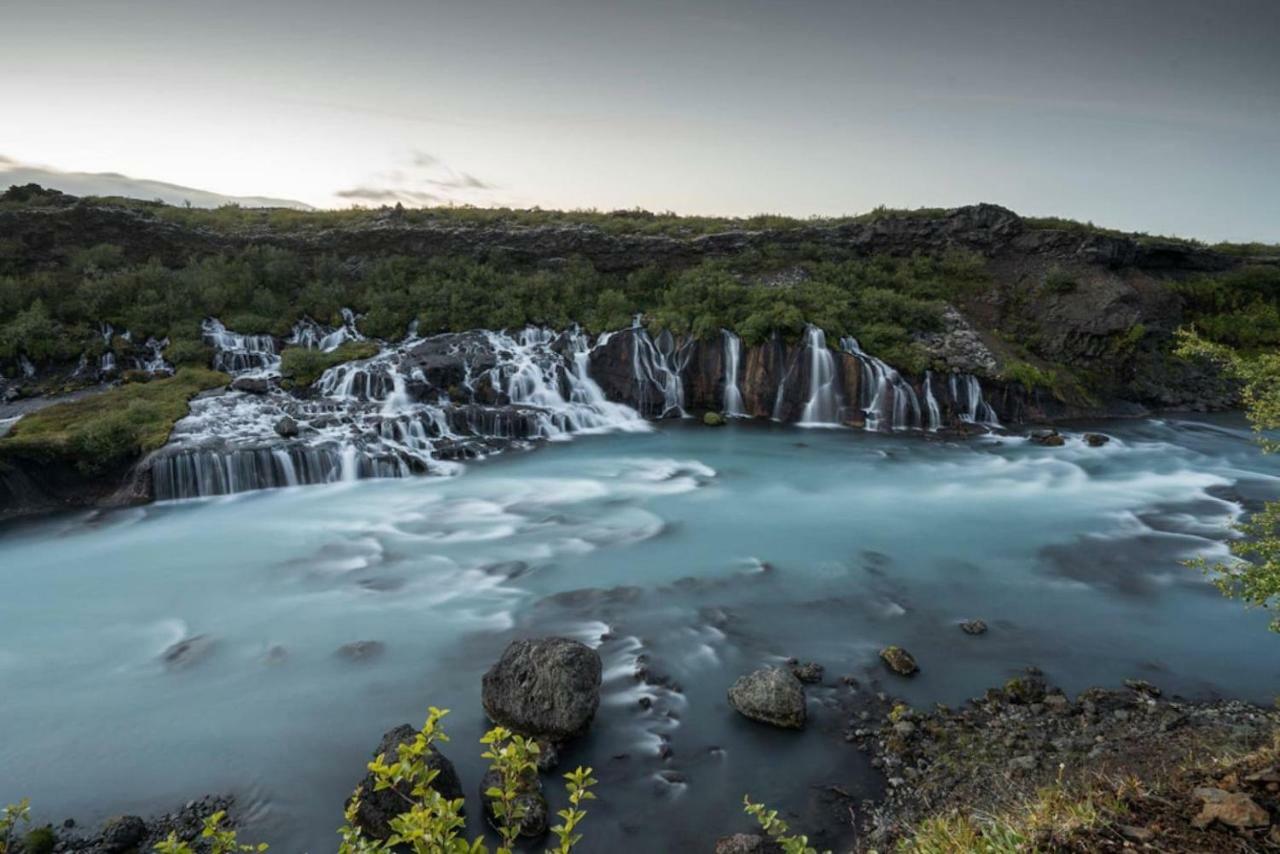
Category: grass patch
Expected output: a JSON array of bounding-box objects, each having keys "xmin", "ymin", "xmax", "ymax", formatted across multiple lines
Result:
[
  {"xmin": 0, "ymin": 367, "xmax": 228, "ymax": 474},
  {"xmin": 279, "ymin": 341, "xmax": 380, "ymax": 387}
]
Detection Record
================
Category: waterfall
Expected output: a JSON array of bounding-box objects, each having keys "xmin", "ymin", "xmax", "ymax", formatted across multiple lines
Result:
[
  {"xmin": 19, "ymin": 355, "xmax": 36, "ymax": 378},
  {"xmin": 153, "ymin": 324, "xmax": 646, "ymax": 501},
  {"xmin": 923, "ymin": 371, "xmax": 942, "ymax": 432},
  {"xmin": 629, "ymin": 319, "xmax": 692, "ymax": 418},
  {"xmin": 798, "ymin": 326, "xmax": 840, "ymax": 426},
  {"xmin": 203, "ymin": 318, "xmax": 279, "ymax": 374},
  {"xmin": 839, "ymin": 337, "xmax": 921, "ymax": 431},
  {"xmin": 950, "ymin": 373, "xmax": 1001, "ymax": 427},
  {"xmin": 721, "ymin": 330, "xmax": 746, "ymax": 417}
]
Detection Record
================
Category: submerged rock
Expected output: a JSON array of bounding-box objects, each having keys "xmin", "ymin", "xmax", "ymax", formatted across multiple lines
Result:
[
  {"xmin": 960, "ymin": 619, "xmax": 988, "ymax": 636},
  {"xmin": 787, "ymin": 659, "xmax": 825, "ymax": 684},
  {"xmin": 480, "ymin": 767, "xmax": 549, "ymax": 839},
  {"xmin": 336, "ymin": 640, "xmax": 385, "ymax": 662},
  {"xmin": 482, "ymin": 637, "xmax": 603, "ymax": 741},
  {"xmin": 160, "ymin": 635, "xmax": 215, "ymax": 669},
  {"xmin": 727, "ymin": 666, "xmax": 806, "ymax": 729},
  {"xmin": 879, "ymin": 646, "xmax": 919, "ymax": 676},
  {"xmin": 1029, "ymin": 429, "xmax": 1065, "ymax": 447},
  {"xmin": 352, "ymin": 725, "xmax": 464, "ymax": 840}
]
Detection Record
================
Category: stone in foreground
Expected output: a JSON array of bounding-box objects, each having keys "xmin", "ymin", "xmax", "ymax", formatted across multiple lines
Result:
[
  {"xmin": 880, "ymin": 645, "xmax": 919, "ymax": 676},
  {"xmin": 1190, "ymin": 787, "xmax": 1270, "ymax": 830},
  {"xmin": 482, "ymin": 637, "xmax": 603, "ymax": 741},
  {"xmin": 351, "ymin": 724, "xmax": 464, "ymax": 840},
  {"xmin": 727, "ymin": 666, "xmax": 806, "ymax": 729},
  {"xmin": 960, "ymin": 619, "xmax": 988, "ymax": 635}
]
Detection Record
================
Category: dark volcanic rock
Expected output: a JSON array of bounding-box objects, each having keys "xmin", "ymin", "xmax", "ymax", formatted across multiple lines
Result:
[
  {"xmin": 352, "ymin": 724, "xmax": 465, "ymax": 840},
  {"xmin": 787, "ymin": 659, "xmax": 825, "ymax": 684},
  {"xmin": 1083, "ymin": 432, "xmax": 1110, "ymax": 447},
  {"xmin": 727, "ymin": 666, "xmax": 807, "ymax": 729},
  {"xmin": 960, "ymin": 619, "xmax": 988, "ymax": 636},
  {"xmin": 482, "ymin": 637, "xmax": 603, "ymax": 741},
  {"xmin": 230, "ymin": 376, "xmax": 271, "ymax": 394},
  {"xmin": 1029, "ymin": 429, "xmax": 1065, "ymax": 447},
  {"xmin": 99, "ymin": 815, "xmax": 147, "ymax": 853},
  {"xmin": 274, "ymin": 415, "xmax": 299, "ymax": 437},
  {"xmin": 479, "ymin": 767, "xmax": 549, "ymax": 839}
]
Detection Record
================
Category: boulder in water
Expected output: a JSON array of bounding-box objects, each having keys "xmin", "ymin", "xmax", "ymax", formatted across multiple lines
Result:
[
  {"xmin": 160, "ymin": 635, "xmax": 215, "ymax": 669},
  {"xmin": 880, "ymin": 645, "xmax": 919, "ymax": 676},
  {"xmin": 1084, "ymin": 432, "xmax": 1110, "ymax": 447},
  {"xmin": 482, "ymin": 637, "xmax": 602, "ymax": 741},
  {"xmin": 479, "ymin": 767, "xmax": 549, "ymax": 839},
  {"xmin": 351, "ymin": 724, "xmax": 464, "ymax": 840},
  {"xmin": 230, "ymin": 376, "xmax": 271, "ymax": 394},
  {"xmin": 274, "ymin": 415, "xmax": 299, "ymax": 437},
  {"xmin": 960, "ymin": 619, "xmax": 988, "ymax": 636},
  {"xmin": 1030, "ymin": 429, "xmax": 1065, "ymax": 447},
  {"xmin": 703, "ymin": 411, "xmax": 726, "ymax": 426},
  {"xmin": 727, "ymin": 666, "xmax": 806, "ymax": 729},
  {"xmin": 336, "ymin": 640, "xmax": 385, "ymax": 662}
]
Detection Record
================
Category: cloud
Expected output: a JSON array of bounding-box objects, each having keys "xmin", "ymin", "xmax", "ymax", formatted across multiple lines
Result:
[
  {"xmin": 333, "ymin": 151, "xmax": 496, "ymax": 208},
  {"xmin": 0, "ymin": 155, "xmax": 312, "ymax": 209},
  {"xmin": 334, "ymin": 186, "xmax": 441, "ymax": 205}
]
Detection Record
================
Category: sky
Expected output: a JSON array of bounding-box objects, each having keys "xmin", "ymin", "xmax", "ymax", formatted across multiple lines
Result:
[{"xmin": 2, "ymin": 0, "xmax": 1277, "ymax": 241}]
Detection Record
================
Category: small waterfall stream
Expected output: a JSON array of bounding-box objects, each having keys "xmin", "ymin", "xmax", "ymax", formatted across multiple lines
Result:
[
  {"xmin": 798, "ymin": 326, "xmax": 840, "ymax": 426},
  {"xmin": 721, "ymin": 330, "xmax": 746, "ymax": 417},
  {"xmin": 840, "ymin": 336, "xmax": 922, "ymax": 431}
]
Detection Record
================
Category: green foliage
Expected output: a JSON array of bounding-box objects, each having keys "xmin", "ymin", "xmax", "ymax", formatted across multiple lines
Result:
[
  {"xmin": 279, "ymin": 342, "xmax": 381, "ymax": 387},
  {"xmin": 337, "ymin": 708, "xmax": 596, "ymax": 854},
  {"xmin": 153, "ymin": 812, "xmax": 267, "ymax": 854},
  {"xmin": 1176, "ymin": 328, "xmax": 1280, "ymax": 630},
  {"xmin": 1000, "ymin": 360, "xmax": 1058, "ymax": 393},
  {"xmin": 0, "ymin": 367, "xmax": 228, "ymax": 474},
  {"xmin": 1043, "ymin": 265, "xmax": 1077, "ymax": 295},
  {"xmin": 20, "ymin": 826, "xmax": 54, "ymax": 854},
  {"xmin": 0, "ymin": 799, "xmax": 31, "ymax": 854},
  {"xmin": 742, "ymin": 796, "xmax": 827, "ymax": 854},
  {"xmin": 1174, "ymin": 266, "xmax": 1280, "ymax": 353}
]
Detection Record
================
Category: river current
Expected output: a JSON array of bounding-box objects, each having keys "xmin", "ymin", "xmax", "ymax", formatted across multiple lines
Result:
[{"xmin": 2, "ymin": 416, "xmax": 1278, "ymax": 850}]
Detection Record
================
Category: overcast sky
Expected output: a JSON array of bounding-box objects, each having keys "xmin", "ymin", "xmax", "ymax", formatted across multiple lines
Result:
[{"xmin": 2, "ymin": 0, "xmax": 1277, "ymax": 241}]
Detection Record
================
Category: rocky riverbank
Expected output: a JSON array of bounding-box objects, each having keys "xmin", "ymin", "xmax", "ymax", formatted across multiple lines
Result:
[{"xmin": 848, "ymin": 672, "xmax": 1280, "ymax": 852}]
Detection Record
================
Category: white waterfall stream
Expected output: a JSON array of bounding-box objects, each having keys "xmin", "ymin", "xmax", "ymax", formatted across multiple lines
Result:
[
  {"xmin": 798, "ymin": 325, "xmax": 840, "ymax": 425},
  {"xmin": 721, "ymin": 329, "xmax": 746, "ymax": 417}
]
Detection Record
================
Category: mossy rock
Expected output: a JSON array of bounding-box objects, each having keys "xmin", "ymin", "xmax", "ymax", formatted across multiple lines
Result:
[
  {"xmin": 880, "ymin": 645, "xmax": 919, "ymax": 676},
  {"xmin": 703, "ymin": 411, "xmax": 726, "ymax": 427}
]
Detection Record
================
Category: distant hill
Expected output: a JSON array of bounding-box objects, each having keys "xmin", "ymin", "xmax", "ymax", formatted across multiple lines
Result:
[{"xmin": 0, "ymin": 157, "xmax": 311, "ymax": 210}]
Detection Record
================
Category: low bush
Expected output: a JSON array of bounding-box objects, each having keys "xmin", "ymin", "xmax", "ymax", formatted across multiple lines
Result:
[{"xmin": 279, "ymin": 342, "xmax": 381, "ymax": 387}]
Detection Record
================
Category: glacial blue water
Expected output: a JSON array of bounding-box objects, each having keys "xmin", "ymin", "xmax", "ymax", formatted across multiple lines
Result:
[{"xmin": 2, "ymin": 416, "xmax": 1279, "ymax": 851}]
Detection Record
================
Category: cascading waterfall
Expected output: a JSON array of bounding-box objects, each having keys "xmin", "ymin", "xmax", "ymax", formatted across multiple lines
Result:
[
  {"xmin": 798, "ymin": 326, "xmax": 840, "ymax": 426},
  {"xmin": 950, "ymin": 373, "xmax": 1001, "ymax": 427},
  {"xmin": 203, "ymin": 318, "xmax": 279, "ymax": 374},
  {"xmin": 152, "ymin": 320, "xmax": 646, "ymax": 501},
  {"xmin": 721, "ymin": 329, "xmax": 746, "ymax": 417},
  {"xmin": 923, "ymin": 371, "xmax": 942, "ymax": 432},
  {"xmin": 840, "ymin": 337, "xmax": 921, "ymax": 431},
  {"xmin": 629, "ymin": 319, "xmax": 693, "ymax": 418}
]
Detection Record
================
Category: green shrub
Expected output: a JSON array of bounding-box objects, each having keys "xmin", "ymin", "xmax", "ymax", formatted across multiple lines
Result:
[
  {"xmin": 1043, "ymin": 266, "xmax": 1077, "ymax": 294},
  {"xmin": 1, "ymin": 800, "xmax": 31, "ymax": 854},
  {"xmin": 21, "ymin": 826, "xmax": 55, "ymax": 854},
  {"xmin": 279, "ymin": 342, "xmax": 381, "ymax": 387}
]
